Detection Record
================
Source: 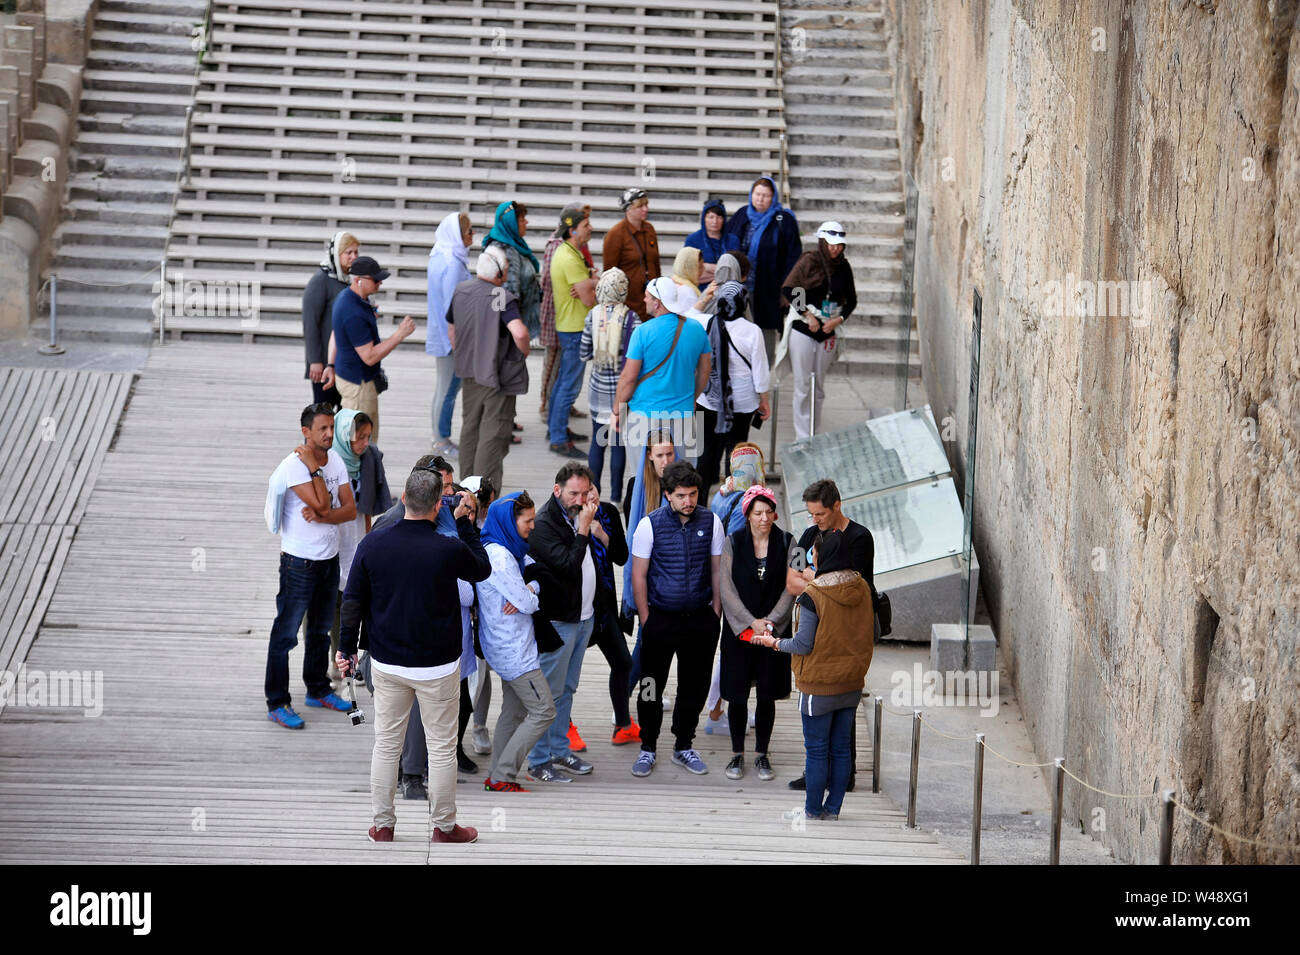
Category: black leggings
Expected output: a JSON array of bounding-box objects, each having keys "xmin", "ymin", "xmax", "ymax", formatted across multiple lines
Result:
[
  {"xmin": 589, "ymin": 608, "xmax": 633, "ymax": 727},
  {"xmin": 729, "ymin": 698, "xmax": 775, "ymax": 755}
]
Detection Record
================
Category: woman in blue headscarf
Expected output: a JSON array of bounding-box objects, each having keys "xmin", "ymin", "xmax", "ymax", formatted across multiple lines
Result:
[
  {"xmin": 684, "ymin": 198, "xmax": 727, "ymax": 289},
  {"xmin": 722, "ymin": 177, "xmax": 802, "ymax": 361},
  {"xmin": 476, "ymin": 492, "xmax": 556, "ymax": 792},
  {"xmin": 484, "ymin": 200, "xmax": 542, "ymax": 341}
]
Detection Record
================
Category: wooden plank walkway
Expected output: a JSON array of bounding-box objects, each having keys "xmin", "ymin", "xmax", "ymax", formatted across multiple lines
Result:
[
  {"xmin": 0, "ymin": 343, "xmax": 962, "ymax": 864},
  {"xmin": 0, "ymin": 367, "xmax": 131, "ymax": 688}
]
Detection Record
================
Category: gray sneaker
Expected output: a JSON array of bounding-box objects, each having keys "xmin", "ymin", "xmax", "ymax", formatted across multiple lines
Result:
[
  {"xmin": 672, "ymin": 749, "xmax": 709, "ymax": 775},
  {"xmin": 754, "ymin": 754, "xmax": 775, "ymax": 781},
  {"xmin": 471, "ymin": 725, "xmax": 492, "ymax": 755},
  {"xmin": 631, "ymin": 750, "xmax": 656, "ymax": 777},
  {"xmin": 554, "ymin": 753, "xmax": 593, "ymax": 775},
  {"xmin": 526, "ymin": 762, "xmax": 572, "ymax": 784},
  {"xmin": 725, "ymin": 754, "xmax": 745, "ymax": 780}
]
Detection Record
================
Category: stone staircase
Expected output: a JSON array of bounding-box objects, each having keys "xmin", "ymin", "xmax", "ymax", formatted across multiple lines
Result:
[
  {"xmin": 780, "ymin": 0, "xmax": 919, "ymax": 379},
  {"xmin": 34, "ymin": 0, "xmax": 208, "ymax": 345}
]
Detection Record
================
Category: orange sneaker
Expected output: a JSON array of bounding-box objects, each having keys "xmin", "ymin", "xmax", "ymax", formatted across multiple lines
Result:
[
  {"xmin": 611, "ymin": 722, "xmax": 641, "ymax": 746},
  {"xmin": 567, "ymin": 722, "xmax": 587, "ymax": 752}
]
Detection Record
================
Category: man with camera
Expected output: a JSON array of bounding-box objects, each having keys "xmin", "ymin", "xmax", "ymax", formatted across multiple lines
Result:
[{"xmin": 337, "ymin": 467, "xmax": 490, "ymax": 845}]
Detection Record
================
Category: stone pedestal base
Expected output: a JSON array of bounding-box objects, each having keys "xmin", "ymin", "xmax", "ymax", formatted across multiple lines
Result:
[{"xmin": 929, "ymin": 622, "xmax": 997, "ymax": 673}]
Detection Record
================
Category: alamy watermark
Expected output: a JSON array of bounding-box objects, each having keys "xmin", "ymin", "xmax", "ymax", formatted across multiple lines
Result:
[
  {"xmin": 889, "ymin": 662, "xmax": 1000, "ymax": 717},
  {"xmin": 1041, "ymin": 273, "xmax": 1161, "ymax": 324},
  {"xmin": 152, "ymin": 270, "xmax": 261, "ymax": 327},
  {"xmin": 0, "ymin": 666, "xmax": 104, "ymax": 717}
]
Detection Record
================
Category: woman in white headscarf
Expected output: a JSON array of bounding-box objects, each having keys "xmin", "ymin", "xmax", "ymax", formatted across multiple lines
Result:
[
  {"xmin": 303, "ymin": 231, "xmax": 358, "ymax": 405},
  {"xmin": 579, "ymin": 267, "xmax": 640, "ymax": 502},
  {"xmin": 428, "ymin": 212, "xmax": 474, "ymax": 456}
]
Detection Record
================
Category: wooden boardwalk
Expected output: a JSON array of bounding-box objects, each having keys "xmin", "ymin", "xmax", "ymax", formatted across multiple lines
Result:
[{"xmin": 0, "ymin": 343, "xmax": 962, "ymax": 864}]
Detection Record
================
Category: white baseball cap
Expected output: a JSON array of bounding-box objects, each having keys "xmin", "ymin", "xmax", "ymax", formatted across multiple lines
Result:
[
  {"xmin": 645, "ymin": 276, "xmax": 679, "ymax": 306},
  {"xmin": 816, "ymin": 221, "xmax": 848, "ymax": 246}
]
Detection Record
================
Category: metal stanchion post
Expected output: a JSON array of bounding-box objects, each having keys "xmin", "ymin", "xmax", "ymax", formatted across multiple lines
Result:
[
  {"xmin": 1159, "ymin": 790, "xmax": 1175, "ymax": 865},
  {"xmin": 39, "ymin": 274, "xmax": 65, "ymax": 355},
  {"xmin": 809, "ymin": 371, "xmax": 816, "ymax": 437},
  {"xmin": 1050, "ymin": 756, "xmax": 1064, "ymax": 864},
  {"xmin": 159, "ymin": 259, "xmax": 166, "ymax": 344},
  {"xmin": 906, "ymin": 710, "xmax": 920, "ymax": 828},
  {"xmin": 872, "ymin": 696, "xmax": 882, "ymax": 794},
  {"xmin": 971, "ymin": 733, "xmax": 985, "ymax": 865},
  {"xmin": 768, "ymin": 381, "xmax": 779, "ymax": 474}
]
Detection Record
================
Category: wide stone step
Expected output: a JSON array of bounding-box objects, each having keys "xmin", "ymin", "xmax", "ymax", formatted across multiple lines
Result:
[
  {"xmin": 94, "ymin": 9, "xmax": 207, "ymax": 36},
  {"xmin": 54, "ymin": 243, "xmax": 170, "ymax": 272},
  {"xmin": 31, "ymin": 311, "xmax": 156, "ymax": 346},
  {"xmin": 91, "ymin": 27, "xmax": 199, "ymax": 56},
  {"xmin": 65, "ymin": 198, "xmax": 174, "ymax": 226},
  {"xmin": 75, "ymin": 153, "xmax": 184, "ymax": 181},
  {"xmin": 37, "ymin": 289, "xmax": 161, "ymax": 321},
  {"xmin": 789, "ymin": 170, "xmax": 903, "ymax": 192},
  {"xmin": 82, "ymin": 87, "xmax": 195, "ymax": 116},
  {"xmin": 73, "ymin": 130, "xmax": 183, "ymax": 158},
  {"xmin": 783, "ymin": 87, "xmax": 895, "ymax": 109},
  {"xmin": 100, "ymin": 0, "xmax": 210, "ymax": 16},
  {"xmin": 836, "ymin": 352, "xmax": 923, "ymax": 377},
  {"xmin": 784, "ymin": 34, "xmax": 887, "ymax": 55},
  {"xmin": 85, "ymin": 47, "xmax": 198, "ymax": 73},
  {"xmin": 78, "ymin": 112, "xmax": 188, "ymax": 137},
  {"xmin": 54, "ymin": 219, "xmax": 172, "ymax": 245},
  {"xmin": 70, "ymin": 174, "xmax": 178, "ymax": 203},
  {"xmin": 83, "ymin": 69, "xmax": 197, "ymax": 98}
]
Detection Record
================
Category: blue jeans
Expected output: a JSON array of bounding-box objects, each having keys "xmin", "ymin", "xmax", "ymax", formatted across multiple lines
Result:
[
  {"xmin": 588, "ymin": 418, "xmax": 627, "ymax": 501},
  {"xmin": 437, "ymin": 376, "xmax": 460, "ymax": 440},
  {"xmin": 265, "ymin": 552, "xmax": 339, "ymax": 710},
  {"xmin": 801, "ymin": 705, "xmax": 855, "ymax": 816},
  {"xmin": 431, "ymin": 353, "xmax": 459, "ymax": 441},
  {"xmin": 528, "ymin": 616, "xmax": 593, "ymax": 767},
  {"xmin": 547, "ymin": 331, "xmax": 586, "ymax": 445}
]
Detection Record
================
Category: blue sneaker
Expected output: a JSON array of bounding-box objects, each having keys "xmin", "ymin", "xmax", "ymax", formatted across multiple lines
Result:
[
  {"xmin": 631, "ymin": 750, "xmax": 656, "ymax": 777},
  {"xmin": 267, "ymin": 705, "xmax": 305, "ymax": 729},
  {"xmin": 672, "ymin": 749, "xmax": 709, "ymax": 775},
  {"xmin": 305, "ymin": 692, "xmax": 353, "ymax": 713}
]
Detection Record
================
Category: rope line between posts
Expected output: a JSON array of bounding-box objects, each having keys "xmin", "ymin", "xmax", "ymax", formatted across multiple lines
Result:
[
  {"xmin": 43, "ymin": 262, "xmax": 163, "ymax": 291},
  {"xmin": 1059, "ymin": 765, "xmax": 1154, "ymax": 800},
  {"xmin": 917, "ymin": 712, "xmax": 978, "ymax": 742},
  {"xmin": 1168, "ymin": 794, "xmax": 1300, "ymax": 853}
]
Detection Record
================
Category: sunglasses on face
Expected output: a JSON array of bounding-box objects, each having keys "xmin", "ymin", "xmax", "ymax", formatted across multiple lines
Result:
[{"xmin": 822, "ymin": 230, "xmax": 846, "ymax": 238}]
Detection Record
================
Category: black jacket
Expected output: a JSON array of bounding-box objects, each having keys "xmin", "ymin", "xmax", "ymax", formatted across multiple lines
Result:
[{"xmin": 528, "ymin": 493, "xmax": 594, "ymax": 624}]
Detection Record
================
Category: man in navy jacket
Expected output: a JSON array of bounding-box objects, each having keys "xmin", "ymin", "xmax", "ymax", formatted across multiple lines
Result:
[{"xmin": 338, "ymin": 467, "xmax": 489, "ymax": 846}]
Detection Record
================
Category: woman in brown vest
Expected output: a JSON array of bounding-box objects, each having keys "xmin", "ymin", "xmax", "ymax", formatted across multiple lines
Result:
[{"xmin": 752, "ymin": 528, "xmax": 873, "ymax": 819}]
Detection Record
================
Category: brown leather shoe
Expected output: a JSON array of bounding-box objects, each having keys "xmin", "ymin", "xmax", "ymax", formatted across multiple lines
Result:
[{"xmin": 432, "ymin": 824, "xmax": 479, "ymax": 844}]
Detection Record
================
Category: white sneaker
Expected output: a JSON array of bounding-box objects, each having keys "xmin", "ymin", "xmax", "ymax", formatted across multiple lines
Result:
[{"xmin": 471, "ymin": 725, "xmax": 491, "ymax": 755}]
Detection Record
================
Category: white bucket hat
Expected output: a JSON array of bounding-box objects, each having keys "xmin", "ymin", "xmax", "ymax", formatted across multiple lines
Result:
[{"xmin": 816, "ymin": 221, "xmax": 848, "ymax": 246}]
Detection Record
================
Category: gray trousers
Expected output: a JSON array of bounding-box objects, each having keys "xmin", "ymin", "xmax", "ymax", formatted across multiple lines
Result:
[
  {"xmin": 459, "ymin": 379, "xmax": 515, "ymax": 492},
  {"xmin": 489, "ymin": 668, "xmax": 557, "ymax": 784}
]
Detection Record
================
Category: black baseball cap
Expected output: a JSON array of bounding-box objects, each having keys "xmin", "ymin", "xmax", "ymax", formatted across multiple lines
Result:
[{"xmin": 349, "ymin": 256, "xmax": 390, "ymax": 281}]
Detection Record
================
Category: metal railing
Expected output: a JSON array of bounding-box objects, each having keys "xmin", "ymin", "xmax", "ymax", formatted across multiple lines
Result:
[{"xmin": 862, "ymin": 694, "xmax": 1300, "ymax": 864}]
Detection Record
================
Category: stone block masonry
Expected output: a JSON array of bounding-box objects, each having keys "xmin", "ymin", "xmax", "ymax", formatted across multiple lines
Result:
[{"xmin": 882, "ymin": 0, "xmax": 1300, "ymax": 863}]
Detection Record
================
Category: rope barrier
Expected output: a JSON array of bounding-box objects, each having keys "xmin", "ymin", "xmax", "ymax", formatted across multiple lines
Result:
[
  {"xmin": 1168, "ymin": 794, "xmax": 1300, "ymax": 854},
  {"xmin": 44, "ymin": 262, "xmax": 163, "ymax": 290},
  {"xmin": 865, "ymin": 693, "xmax": 1287, "ymax": 849},
  {"xmin": 1059, "ymin": 765, "xmax": 1155, "ymax": 800}
]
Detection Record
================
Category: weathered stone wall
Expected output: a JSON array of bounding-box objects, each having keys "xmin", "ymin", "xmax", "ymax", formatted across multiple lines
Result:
[{"xmin": 883, "ymin": 0, "xmax": 1299, "ymax": 862}]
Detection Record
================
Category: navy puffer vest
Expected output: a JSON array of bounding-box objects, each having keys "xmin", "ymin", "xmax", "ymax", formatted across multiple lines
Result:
[{"xmin": 647, "ymin": 505, "xmax": 714, "ymax": 612}]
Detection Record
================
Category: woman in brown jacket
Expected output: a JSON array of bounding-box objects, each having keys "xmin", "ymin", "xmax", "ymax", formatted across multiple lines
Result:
[{"xmin": 752, "ymin": 528, "xmax": 873, "ymax": 819}]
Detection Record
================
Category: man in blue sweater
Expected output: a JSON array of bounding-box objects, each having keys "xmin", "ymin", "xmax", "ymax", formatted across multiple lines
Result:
[{"xmin": 338, "ymin": 467, "xmax": 490, "ymax": 846}]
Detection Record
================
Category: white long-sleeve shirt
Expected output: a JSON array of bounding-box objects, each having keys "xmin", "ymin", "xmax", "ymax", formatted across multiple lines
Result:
[
  {"xmin": 696, "ymin": 317, "xmax": 770, "ymax": 415},
  {"xmin": 475, "ymin": 543, "xmax": 542, "ymax": 682}
]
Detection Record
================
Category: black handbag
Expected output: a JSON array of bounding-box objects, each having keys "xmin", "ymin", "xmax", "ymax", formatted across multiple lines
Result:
[
  {"xmin": 874, "ymin": 590, "xmax": 892, "ymax": 637},
  {"xmin": 374, "ymin": 367, "xmax": 389, "ymax": 394}
]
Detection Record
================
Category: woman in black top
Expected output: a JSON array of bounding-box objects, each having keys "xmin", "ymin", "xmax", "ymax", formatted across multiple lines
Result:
[
  {"xmin": 302, "ymin": 231, "xmax": 358, "ymax": 406},
  {"xmin": 717, "ymin": 485, "xmax": 796, "ymax": 781},
  {"xmin": 780, "ymin": 221, "xmax": 857, "ymax": 441}
]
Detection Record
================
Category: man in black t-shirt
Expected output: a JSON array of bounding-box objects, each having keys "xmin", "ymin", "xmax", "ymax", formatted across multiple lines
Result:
[{"xmin": 785, "ymin": 479, "xmax": 878, "ymax": 792}]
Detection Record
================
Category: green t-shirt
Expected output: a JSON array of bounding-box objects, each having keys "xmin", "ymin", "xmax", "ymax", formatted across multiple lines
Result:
[{"xmin": 551, "ymin": 241, "xmax": 590, "ymax": 333}]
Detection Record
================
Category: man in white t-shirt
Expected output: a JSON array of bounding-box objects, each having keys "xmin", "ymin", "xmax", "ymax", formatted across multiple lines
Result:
[
  {"xmin": 628, "ymin": 460, "xmax": 725, "ymax": 778},
  {"xmin": 265, "ymin": 403, "xmax": 358, "ymax": 729},
  {"xmin": 523, "ymin": 463, "xmax": 604, "ymax": 781}
]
